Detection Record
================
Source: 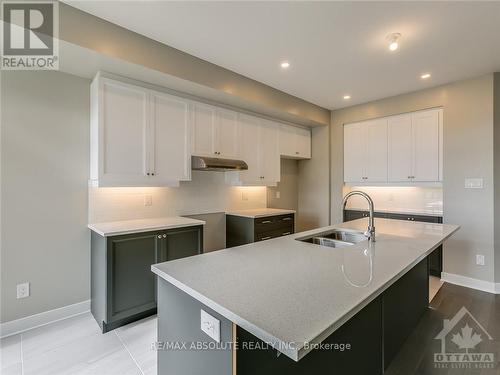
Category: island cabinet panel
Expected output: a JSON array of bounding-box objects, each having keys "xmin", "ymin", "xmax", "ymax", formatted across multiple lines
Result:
[
  {"xmin": 226, "ymin": 213, "xmax": 295, "ymax": 248},
  {"xmin": 90, "ymin": 225, "xmax": 203, "ymax": 333},
  {"xmin": 236, "ymin": 297, "xmax": 383, "ymax": 375},
  {"xmin": 157, "ymin": 279, "xmax": 233, "ymax": 375},
  {"xmin": 383, "ymin": 257, "xmax": 429, "ymax": 369}
]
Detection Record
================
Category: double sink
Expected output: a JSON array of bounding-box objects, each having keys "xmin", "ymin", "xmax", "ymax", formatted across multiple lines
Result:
[{"xmin": 297, "ymin": 229, "xmax": 367, "ymax": 248}]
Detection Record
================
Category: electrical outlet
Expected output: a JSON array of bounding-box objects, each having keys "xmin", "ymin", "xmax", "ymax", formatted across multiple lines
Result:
[
  {"xmin": 276, "ymin": 191, "xmax": 280, "ymax": 199},
  {"xmin": 465, "ymin": 178, "xmax": 483, "ymax": 189},
  {"xmin": 241, "ymin": 191, "xmax": 248, "ymax": 201},
  {"xmin": 476, "ymin": 254, "xmax": 485, "ymax": 266},
  {"xmin": 17, "ymin": 282, "xmax": 29, "ymax": 299},
  {"xmin": 200, "ymin": 309, "xmax": 220, "ymax": 342},
  {"xmin": 144, "ymin": 194, "xmax": 152, "ymax": 206}
]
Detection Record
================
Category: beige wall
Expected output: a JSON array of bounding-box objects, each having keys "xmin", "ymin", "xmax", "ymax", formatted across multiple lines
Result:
[
  {"xmin": 297, "ymin": 125, "xmax": 331, "ymax": 232},
  {"xmin": 59, "ymin": 3, "xmax": 329, "ymax": 127},
  {"xmin": 1, "ymin": 71, "xmax": 91, "ymax": 323},
  {"xmin": 494, "ymin": 73, "xmax": 500, "ymax": 282},
  {"xmin": 330, "ymin": 74, "xmax": 495, "ymax": 282},
  {"xmin": 267, "ymin": 159, "xmax": 299, "ymax": 213}
]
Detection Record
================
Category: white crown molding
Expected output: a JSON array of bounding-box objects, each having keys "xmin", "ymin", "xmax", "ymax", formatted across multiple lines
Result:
[
  {"xmin": 441, "ymin": 272, "xmax": 500, "ymax": 294},
  {"xmin": 0, "ymin": 300, "xmax": 90, "ymax": 338}
]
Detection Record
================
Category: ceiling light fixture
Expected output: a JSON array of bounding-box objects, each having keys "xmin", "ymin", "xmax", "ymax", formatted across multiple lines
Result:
[
  {"xmin": 280, "ymin": 61, "xmax": 290, "ymax": 69},
  {"xmin": 343, "ymin": 95, "xmax": 351, "ymax": 100},
  {"xmin": 386, "ymin": 33, "xmax": 401, "ymax": 51},
  {"xmin": 421, "ymin": 73, "xmax": 431, "ymax": 79}
]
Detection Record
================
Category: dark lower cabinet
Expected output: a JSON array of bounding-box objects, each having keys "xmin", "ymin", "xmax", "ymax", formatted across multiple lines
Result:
[
  {"xmin": 91, "ymin": 225, "xmax": 203, "ymax": 332},
  {"xmin": 226, "ymin": 213, "xmax": 294, "ymax": 248},
  {"xmin": 343, "ymin": 209, "xmax": 443, "ymax": 277}
]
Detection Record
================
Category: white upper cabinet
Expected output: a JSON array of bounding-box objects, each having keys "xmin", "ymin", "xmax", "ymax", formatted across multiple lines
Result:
[
  {"xmin": 91, "ymin": 78, "xmax": 149, "ymax": 186},
  {"xmin": 90, "ymin": 75, "xmax": 191, "ymax": 187},
  {"xmin": 279, "ymin": 124, "xmax": 311, "ymax": 159},
  {"xmin": 411, "ymin": 109, "xmax": 440, "ymax": 181},
  {"xmin": 344, "ymin": 108, "xmax": 442, "ymax": 185},
  {"xmin": 148, "ymin": 91, "xmax": 191, "ymax": 184},
  {"xmin": 388, "ymin": 109, "xmax": 442, "ymax": 183},
  {"xmin": 191, "ymin": 104, "xmax": 238, "ymax": 159},
  {"xmin": 344, "ymin": 119, "xmax": 387, "ymax": 183},
  {"xmin": 388, "ymin": 114, "xmax": 413, "ymax": 182},
  {"xmin": 226, "ymin": 114, "xmax": 280, "ymax": 186},
  {"xmin": 191, "ymin": 102, "xmax": 215, "ymax": 157}
]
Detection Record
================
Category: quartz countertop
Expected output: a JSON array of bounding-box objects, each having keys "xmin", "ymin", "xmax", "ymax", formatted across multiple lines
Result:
[
  {"xmin": 151, "ymin": 218, "xmax": 459, "ymax": 361},
  {"xmin": 344, "ymin": 207, "xmax": 443, "ymax": 217},
  {"xmin": 88, "ymin": 216, "xmax": 205, "ymax": 236},
  {"xmin": 226, "ymin": 208, "xmax": 295, "ymax": 218}
]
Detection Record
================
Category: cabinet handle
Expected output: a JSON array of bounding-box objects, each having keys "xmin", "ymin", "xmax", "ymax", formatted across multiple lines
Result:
[
  {"xmin": 163, "ymin": 234, "xmax": 167, "ymax": 238},
  {"xmin": 295, "ymin": 151, "xmax": 299, "ymax": 155},
  {"xmin": 157, "ymin": 235, "xmax": 162, "ymax": 239},
  {"xmin": 147, "ymin": 173, "xmax": 150, "ymax": 176},
  {"xmin": 151, "ymin": 173, "xmax": 155, "ymax": 176},
  {"xmin": 282, "ymin": 217, "xmax": 291, "ymax": 221},
  {"xmin": 260, "ymin": 236, "xmax": 272, "ymax": 241},
  {"xmin": 261, "ymin": 220, "xmax": 272, "ymax": 224},
  {"xmin": 282, "ymin": 232, "xmax": 291, "ymax": 236},
  {"xmin": 408, "ymin": 176, "xmax": 411, "ymax": 179}
]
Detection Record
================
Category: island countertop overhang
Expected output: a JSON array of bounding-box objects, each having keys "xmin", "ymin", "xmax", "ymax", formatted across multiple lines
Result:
[{"xmin": 151, "ymin": 218, "xmax": 459, "ymax": 361}]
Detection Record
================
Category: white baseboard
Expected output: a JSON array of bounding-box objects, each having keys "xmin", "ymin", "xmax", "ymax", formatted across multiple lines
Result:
[
  {"xmin": 0, "ymin": 300, "xmax": 90, "ymax": 338},
  {"xmin": 441, "ymin": 272, "xmax": 500, "ymax": 294}
]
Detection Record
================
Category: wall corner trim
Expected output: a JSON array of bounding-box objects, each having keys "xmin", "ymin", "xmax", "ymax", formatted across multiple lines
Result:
[
  {"xmin": 441, "ymin": 272, "xmax": 500, "ymax": 294},
  {"xmin": 0, "ymin": 300, "xmax": 90, "ymax": 338}
]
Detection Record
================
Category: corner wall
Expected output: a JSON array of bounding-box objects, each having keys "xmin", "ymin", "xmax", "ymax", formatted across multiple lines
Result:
[
  {"xmin": 331, "ymin": 75, "xmax": 495, "ymax": 283},
  {"xmin": 494, "ymin": 72, "xmax": 500, "ymax": 283}
]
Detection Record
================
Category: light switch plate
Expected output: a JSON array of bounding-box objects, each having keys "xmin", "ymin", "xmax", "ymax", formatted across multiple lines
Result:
[
  {"xmin": 465, "ymin": 178, "xmax": 483, "ymax": 189},
  {"xmin": 200, "ymin": 309, "xmax": 220, "ymax": 342}
]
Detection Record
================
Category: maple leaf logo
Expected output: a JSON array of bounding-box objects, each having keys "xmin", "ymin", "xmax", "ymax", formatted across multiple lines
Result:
[{"xmin": 451, "ymin": 324, "xmax": 482, "ymax": 353}]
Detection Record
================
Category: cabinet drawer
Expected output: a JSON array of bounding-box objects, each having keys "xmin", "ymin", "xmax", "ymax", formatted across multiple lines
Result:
[
  {"xmin": 254, "ymin": 214, "xmax": 294, "ymax": 233},
  {"xmin": 255, "ymin": 226, "xmax": 294, "ymax": 242}
]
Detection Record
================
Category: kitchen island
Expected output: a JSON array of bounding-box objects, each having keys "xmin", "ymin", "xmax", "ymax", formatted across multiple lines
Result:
[{"xmin": 151, "ymin": 218, "xmax": 459, "ymax": 374}]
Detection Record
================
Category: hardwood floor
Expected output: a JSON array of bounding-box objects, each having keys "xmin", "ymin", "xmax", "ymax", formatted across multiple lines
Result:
[{"xmin": 386, "ymin": 283, "xmax": 500, "ymax": 375}]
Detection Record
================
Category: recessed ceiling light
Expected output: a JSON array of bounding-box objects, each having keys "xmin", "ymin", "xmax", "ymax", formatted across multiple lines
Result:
[
  {"xmin": 421, "ymin": 73, "xmax": 431, "ymax": 79},
  {"xmin": 386, "ymin": 33, "xmax": 401, "ymax": 51},
  {"xmin": 280, "ymin": 61, "xmax": 290, "ymax": 69},
  {"xmin": 343, "ymin": 95, "xmax": 351, "ymax": 100}
]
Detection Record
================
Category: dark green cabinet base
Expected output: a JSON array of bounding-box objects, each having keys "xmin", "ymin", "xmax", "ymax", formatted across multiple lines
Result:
[
  {"xmin": 91, "ymin": 225, "xmax": 203, "ymax": 333},
  {"xmin": 226, "ymin": 213, "xmax": 294, "ymax": 248},
  {"xmin": 157, "ymin": 258, "xmax": 429, "ymax": 374}
]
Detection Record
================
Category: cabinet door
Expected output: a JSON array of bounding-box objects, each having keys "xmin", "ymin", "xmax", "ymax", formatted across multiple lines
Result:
[
  {"xmin": 365, "ymin": 119, "xmax": 388, "ymax": 182},
  {"xmin": 149, "ymin": 92, "xmax": 190, "ymax": 183},
  {"xmin": 165, "ymin": 227, "xmax": 203, "ymax": 261},
  {"xmin": 107, "ymin": 232, "xmax": 161, "ymax": 323},
  {"xmin": 295, "ymin": 126, "xmax": 311, "ymax": 159},
  {"xmin": 388, "ymin": 114, "xmax": 413, "ymax": 182},
  {"xmin": 259, "ymin": 119, "xmax": 280, "ymax": 184},
  {"xmin": 236, "ymin": 114, "xmax": 262, "ymax": 183},
  {"xmin": 99, "ymin": 79, "xmax": 149, "ymax": 185},
  {"xmin": 215, "ymin": 108, "xmax": 238, "ymax": 159},
  {"xmin": 191, "ymin": 103, "xmax": 215, "ymax": 156},
  {"xmin": 343, "ymin": 122, "xmax": 365, "ymax": 183},
  {"xmin": 412, "ymin": 110, "xmax": 440, "ymax": 181},
  {"xmin": 279, "ymin": 124, "xmax": 297, "ymax": 157}
]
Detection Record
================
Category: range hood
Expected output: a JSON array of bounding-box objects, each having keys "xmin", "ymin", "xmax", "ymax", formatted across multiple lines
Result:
[{"xmin": 191, "ymin": 156, "xmax": 248, "ymax": 171}]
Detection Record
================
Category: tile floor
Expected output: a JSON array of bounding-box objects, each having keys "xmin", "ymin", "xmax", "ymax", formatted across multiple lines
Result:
[
  {"xmin": 0, "ymin": 313, "xmax": 157, "ymax": 375},
  {"xmin": 1, "ymin": 276, "xmax": 445, "ymax": 375}
]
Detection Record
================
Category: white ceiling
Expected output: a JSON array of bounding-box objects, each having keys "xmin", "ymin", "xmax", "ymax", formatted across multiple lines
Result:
[{"xmin": 66, "ymin": 1, "xmax": 500, "ymax": 110}]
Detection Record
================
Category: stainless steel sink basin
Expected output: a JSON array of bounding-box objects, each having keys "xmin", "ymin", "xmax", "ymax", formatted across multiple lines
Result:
[{"xmin": 297, "ymin": 229, "xmax": 367, "ymax": 248}]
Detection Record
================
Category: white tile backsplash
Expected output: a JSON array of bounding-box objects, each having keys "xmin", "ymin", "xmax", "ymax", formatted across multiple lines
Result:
[
  {"xmin": 343, "ymin": 186, "xmax": 443, "ymax": 215},
  {"xmin": 89, "ymin": 171, "xmax": 267, "ymax": 223}
]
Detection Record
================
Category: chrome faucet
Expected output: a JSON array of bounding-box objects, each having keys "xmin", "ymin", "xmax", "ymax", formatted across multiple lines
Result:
[{"xmin": 342, "ymin": 191, "xmax": 376, "ymax": 242}]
